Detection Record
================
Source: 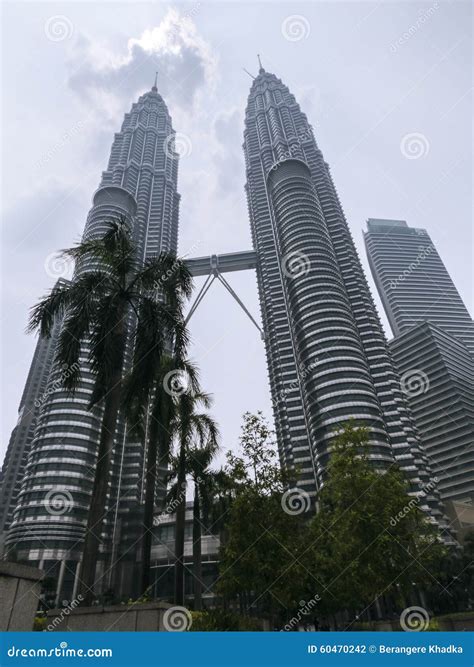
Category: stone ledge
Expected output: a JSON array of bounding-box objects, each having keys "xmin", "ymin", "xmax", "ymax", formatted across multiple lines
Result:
[
  {"xmin": 46, "ymin": 601, "xmax": 172, "ymax": 632},
  {"xmin": 0, "ymin": 561, "xmax": 44, "ymax": 582},
  {"xmin": 47, "ymin": 601, "xmax": 171, "ymax": 617}
]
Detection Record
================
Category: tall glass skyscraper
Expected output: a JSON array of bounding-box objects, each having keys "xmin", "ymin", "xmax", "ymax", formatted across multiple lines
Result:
[
  {"xmin": 364, "ymin": 219, "xmax": 474, "ymax": 355},
  {"xmin": 365, "ymin": 219, "xmax": 474, "ymax": 504},
  {"xmin": 6, "ymin": 80, "xmax": 181, "ymax": 599},
  {"xmin": 243, "ymin": 65, "xmax": 446, "ymax": 524},
  {"xmin": 0, "ymin": 303, "xmax": 62, "ymax": 558}
]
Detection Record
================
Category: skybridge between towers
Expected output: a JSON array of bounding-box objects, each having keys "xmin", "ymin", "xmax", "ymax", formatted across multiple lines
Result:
[{"xmin": 184, "ymin": 250, "xmax": 263, "ymax": 337}]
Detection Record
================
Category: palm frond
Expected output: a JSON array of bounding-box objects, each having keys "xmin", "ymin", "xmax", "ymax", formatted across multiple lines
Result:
[
  {"xmin": 131, "ymin": 252, "xmax": 193, "ymax": 301},
  {"xmin": 88, "ymin": 295, "xmax": 127, "ymax": 406},
  {"xmin": 28, "ymin": 271, "xmax": 109, "ymax": 337},
  {"xmin": 64, "ymin": 218, "xmax": 134, "ymax": 277}
]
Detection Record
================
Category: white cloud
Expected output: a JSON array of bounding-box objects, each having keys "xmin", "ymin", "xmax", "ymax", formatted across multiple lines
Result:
[{"xmin": 67, "ymin": 8, "xmax": 217, "ymax": 123}]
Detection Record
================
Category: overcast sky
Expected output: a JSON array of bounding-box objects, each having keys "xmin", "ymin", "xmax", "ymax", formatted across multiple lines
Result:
[{"xmin": 1, "ymin": 0, "xmax": 472, "ymax": 463}]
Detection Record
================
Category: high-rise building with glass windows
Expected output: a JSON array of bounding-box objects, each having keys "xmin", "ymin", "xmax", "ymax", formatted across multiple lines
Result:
[
  {"xmin": 0, "ymin": 305, "xmax": 62, "ymax": 558},
  {"xmin": 364, "ymin": 218, "xmax": 474, "ymax": 355},
  {"xmin": 6, "ymin": 80, "xmax": 181, "ymax": 599},
  {"xmin": 5, "ymin": 68, "xmax": 456, "ymax": 601},
  {"xmin": 365, "ymin": 219, "xmax": 474, "ymax": 504},
  {"xmin": 243, "ymin": 65, "xmax": 446, "ymax": 525}
]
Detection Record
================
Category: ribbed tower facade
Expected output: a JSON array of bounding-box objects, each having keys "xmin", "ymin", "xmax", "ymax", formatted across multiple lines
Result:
[
  {"xmin": 6, "ymin": 81, "xmax": 181, "ymax": 599},
  {"xmin": 243, "ymin": 66, "xmax": 445, "ymax": 523},
  {"xmin": 364, "ymin": 219, "xmax": 474, "ymax": 355},
  {"xmin": 364, "ymin": 219, "xmax": 474, "ymax": 504},
  {"xmin": 0, "ymin": 308, "xmax": 61, "ymax": 557}
]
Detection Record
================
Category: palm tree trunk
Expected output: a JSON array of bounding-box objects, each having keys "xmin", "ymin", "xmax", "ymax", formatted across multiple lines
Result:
[
  {"xmin": 79, "ymin": 371, "xmax": 122, "ymax": 605},
  {"xmin": 192, "ymin": 483, "xmax": 202, "ymax": 610},
  {"xmin": 174, "ymin": 440, "xmax": 187, "ymax": 605},
  {"xmin": 141, "ymin": 417, "xmax": 158, "ymax": 596},
  {"xmin": 141, "ymin": 398, "xmax": 172, "ymax": 596}
]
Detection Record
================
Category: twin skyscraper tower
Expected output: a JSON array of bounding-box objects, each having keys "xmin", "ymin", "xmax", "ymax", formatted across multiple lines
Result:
[{"xmin": 1, "ymin": 64, "xmax": 449, "ymax": 599}]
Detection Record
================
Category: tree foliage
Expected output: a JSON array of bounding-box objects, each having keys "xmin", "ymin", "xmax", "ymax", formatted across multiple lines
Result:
[{"xmin": 298, "ymin": 422, "xmax": 446, "ymax": 617}]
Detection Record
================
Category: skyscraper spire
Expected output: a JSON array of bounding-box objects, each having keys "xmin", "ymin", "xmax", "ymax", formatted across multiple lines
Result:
[
  {"xmin": 243, "ymin": 67, "xmax": 450, "ymax": 533},
  {"xmin": 257, "ymin": 53, "xmax": 264, "ymax": 73},
  {"xmin": 7, "ymin": 82, "xmax": 181, "ymax": 599},
  {"xmin": 152, "ymin": 71, "xmax": 158, "ymax": 92}
]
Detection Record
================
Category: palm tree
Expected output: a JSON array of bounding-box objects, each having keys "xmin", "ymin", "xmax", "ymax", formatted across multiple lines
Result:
[
  {"xmin": 28, "ymin": 218, "xmax": 192, "ymax": 604},
  {"xmin": 167, "ymin": 442, "xmax": 221, "ymax": 610},
  {"xmin": 126, "ymin": 355, "xmax": 200, "ymax": 596},
  {"xmin": 172, "ymin": 391, "xmax": 219, "ymax": 605}
]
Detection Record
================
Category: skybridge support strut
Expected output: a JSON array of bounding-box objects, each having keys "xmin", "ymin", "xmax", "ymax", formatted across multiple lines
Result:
[{"xmin": 184, "ymin": 250, "xmax": 263, "ymax": 338}]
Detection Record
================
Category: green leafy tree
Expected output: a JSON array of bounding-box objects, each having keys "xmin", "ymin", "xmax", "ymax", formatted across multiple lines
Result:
[
  {"xmin": 299, "ymin": 422, "xmax": 446, "ymax": 621},
  {"xmin": 217, "ymin": 412, "xmax": 304, "ymax": 625},
  {"xmin": 427, "ymin": 531, "xmax": 474, "ymax": 614},
  {"xmin": 28, "ymin": 218, "xmax": 192, "ymax": 604}
]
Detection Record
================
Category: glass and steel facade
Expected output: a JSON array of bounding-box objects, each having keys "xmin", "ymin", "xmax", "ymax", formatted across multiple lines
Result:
[
  {"xmin": 364, "ymin": 218, "xmax": 474, "ymax": 355},
  {"xmin": 243, "ymin": 67, "xmax": 446, "ymax": 525},
  {"xmin": 5, "ymin": 83, "xmax": 181, "ymax": 598},
  {"xmin": 364, "ymin": 218, "xmax": 474, "ymax": 504}
]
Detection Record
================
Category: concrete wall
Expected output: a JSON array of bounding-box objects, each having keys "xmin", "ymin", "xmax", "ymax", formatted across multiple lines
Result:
[
  {"xmin": 47, "ymin": 602, "xmax": 171, "ymax": 632},
  {"xmin": 0, "ymin": 561, "xmax": 44, "ymax": 631}
]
